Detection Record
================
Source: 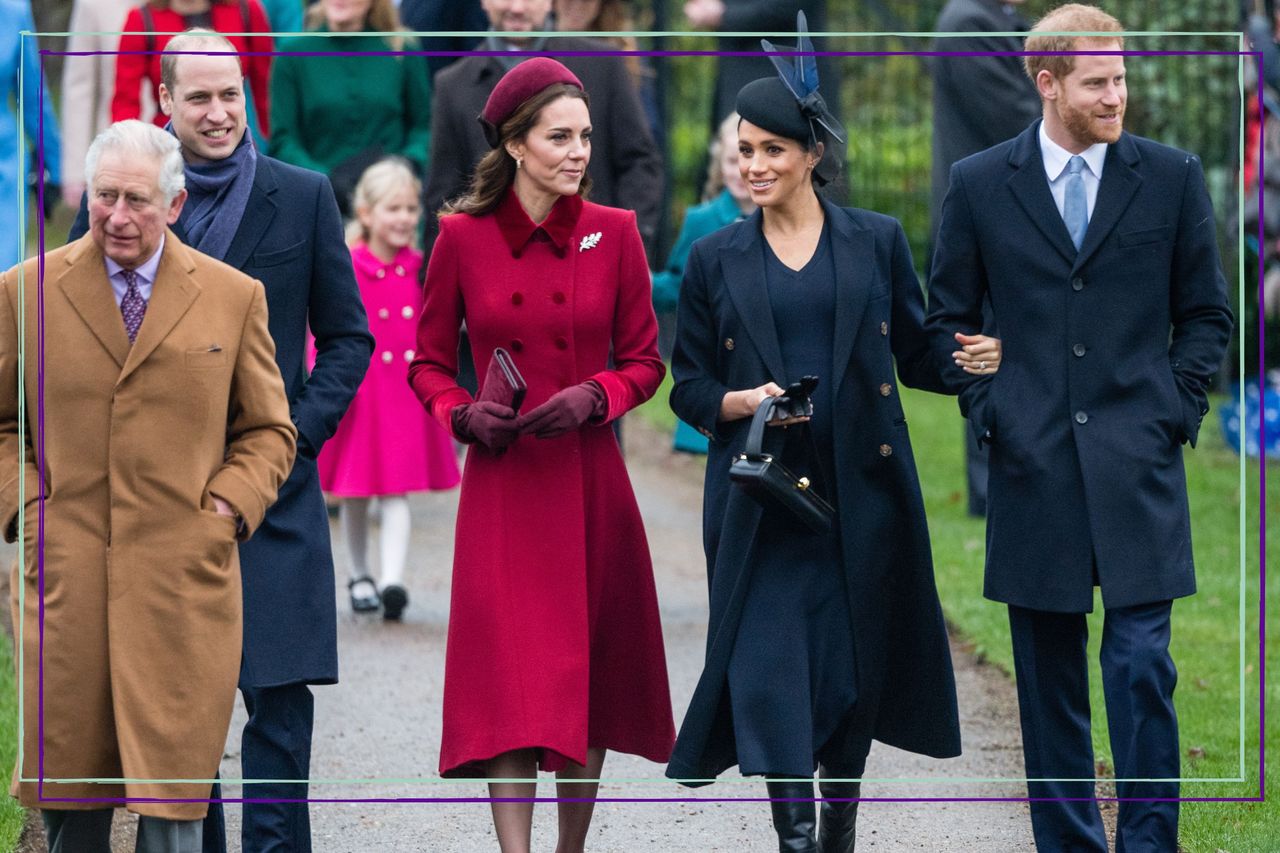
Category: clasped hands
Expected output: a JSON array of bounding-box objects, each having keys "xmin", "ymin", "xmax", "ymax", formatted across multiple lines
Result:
[{"xmin": 452, "ymin": 382, "xmax": 605, "ymax": 453}]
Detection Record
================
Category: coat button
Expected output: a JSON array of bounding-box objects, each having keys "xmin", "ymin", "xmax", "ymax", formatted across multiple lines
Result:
[
  {"xmin": 724, "ymin": 338, "xmax": 735, "ymax": 351},
  {"xmin": 553, "ymin": 292, "xmax": 566, "ymax": 304},
  {"xmin": 1074, "ymin": 411, "xmax": 1088, "ymax": 424},
  {"xmin": 377, "ymin": 308, "xmax": 390, "ymax": 320},
  {"xmin": 555, "ymin": 336, "xmax": 568, "ymax": 350},
  {"xmin": 511, "ymin": 292, "xmax": 523, "ymax": 306},
  {"xmin": 879, "ymin": 383, "xmax": 892, "ymax": 397},
  {"xmin": 1072, "ymin": 343, "xmax": 1086, "ymax": 357},
  {"xmin": 1072, "ymin": 277, "xmax": 1084, "ymax": 291},
  {"xmin": 394, "ymin": 264, "xmax": 405, "ymax": 276},
  {"xmin": 381, "ymin": 351, "xmax": 393, "ymax": 364},
  {"xmin": 402, "ymin": 306, "xmax": 414, "ymax": 319},
  {"xmin": 880, "ymin": 321, "xmax": 888, "ymax": 336},
  {"xmin": 510, "ymin": 339, "xmax": 523, "ymax": 353},
  {"xmin": 375, "ymin": 268, "xmax": 386, "ymax": 279},
  {"xmin": 404, "ymin": 349, "xmax": 415, "ymax": 362},
  {"xmin": 879, "ymin": 444, "xmax": 893, "ymax": 457}
]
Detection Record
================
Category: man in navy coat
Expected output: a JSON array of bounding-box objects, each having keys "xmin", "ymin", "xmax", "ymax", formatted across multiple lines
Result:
[
  {"xmin": 74, "ymin": 32, "xmax": 373, "ymax": 853},
  {"xmin": 926, "ymin": 5, "xmax": 1232, "ymax": 851}
]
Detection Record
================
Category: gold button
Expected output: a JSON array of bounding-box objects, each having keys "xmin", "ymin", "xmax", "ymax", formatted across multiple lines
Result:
[
  {"xmin": 375, "ymin": 268, "xmax": 386, "ymax": 279},
  {"xmin": 381, "ymin": 351, "xmax": 393, "ymax": 364},
  {"xmin": 879, "ymin": 383, "xmax": 892, "ymax": 397},
  {"xmin": 402, "ymin": 306, "xmax": 414, "ymax": 319},
  {"xmin": 377, "ymin": 308, "xmax": 389, "ymax": 320},
  {"xmin": 403, "ymin": 349, "xmax": 415, "ymax": 362},
  {"xmin": 879, "ymin": 444, "xmax": 893, "ymax": 457},
  {"xmin": 724, "ymin": 338, "xmax": 735, "ymax": 351}
]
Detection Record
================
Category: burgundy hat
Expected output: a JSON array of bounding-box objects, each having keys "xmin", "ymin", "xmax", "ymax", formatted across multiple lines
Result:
[{"xmin": 479, "ymin": 58, "xmax": 584, "ymax": 148}]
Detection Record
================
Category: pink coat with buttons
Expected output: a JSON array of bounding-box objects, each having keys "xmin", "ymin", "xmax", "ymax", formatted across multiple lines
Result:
[{"xmin": 409, "ymin": 190, "xmax": 675, "ymax": 776}]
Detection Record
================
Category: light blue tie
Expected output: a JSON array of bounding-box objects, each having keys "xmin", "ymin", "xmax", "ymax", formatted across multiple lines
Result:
[{"xmin": 1063, "ymin": 155, "xmax": 1088, "ymax": 250}]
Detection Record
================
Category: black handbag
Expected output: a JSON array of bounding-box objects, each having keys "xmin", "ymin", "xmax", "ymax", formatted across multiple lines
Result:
[{"xmin": 728, "ymin": 396, "xmax": 835, "ymax": 534}]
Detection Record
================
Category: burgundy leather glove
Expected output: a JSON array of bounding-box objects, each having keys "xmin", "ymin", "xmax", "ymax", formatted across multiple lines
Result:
[
  {"xmin": 451, "ymin": 401, "xmax": 521, "ymax": 453},
  {"xmin": 517, "ymin": 381, "xmax": 607, "ymax": 439}
]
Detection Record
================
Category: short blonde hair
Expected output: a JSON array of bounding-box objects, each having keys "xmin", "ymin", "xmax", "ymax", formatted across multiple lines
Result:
[
  {"xmin": 347, "ymin": 157, "xmax": 422, "ymax": 246},
  {"xmin": 1024, "ymin": 4, "xmax": 1124, "ymax": 83}
]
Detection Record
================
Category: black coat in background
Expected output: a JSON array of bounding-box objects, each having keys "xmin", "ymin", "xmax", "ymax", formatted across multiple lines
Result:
[
  {"xmin": 397, "ymin": 0, "xmax": 487, "ymax": 81},
  {"xmin": 925, "ymin": 124, "xmax": 1233, "ymax": 613},
  {"xmin": 72, "ymin": 155, "xmax": 374, "ymax": 686},
  {"xmin": 928, "ymin": 0, "xmax": 1040, "ymax": 248},
  {"xmin": 666, "ymin": 200, "xmax": 962, "ymax": 782},
  {"xmin": 422, "ymin": 38, "xmax": 664, "ymax": 258}
]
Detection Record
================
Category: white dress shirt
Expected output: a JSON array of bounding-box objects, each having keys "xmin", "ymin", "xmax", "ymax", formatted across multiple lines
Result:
[{"xmin": 1039, "ymin": 122, "xmax": 1107, "ymax": 223}]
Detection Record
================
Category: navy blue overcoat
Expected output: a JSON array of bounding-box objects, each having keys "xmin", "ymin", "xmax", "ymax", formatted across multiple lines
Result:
[
  {"xmin": 925, "ymin": 123, "xmax": 1233, "ymax": 613},
  {"xmin": 73, "ymin": 155, "xmax": 374, "ymax": 686},
  {"xmin": 666, "ymin": 200, "xmax": 963, "ymax": 783}
]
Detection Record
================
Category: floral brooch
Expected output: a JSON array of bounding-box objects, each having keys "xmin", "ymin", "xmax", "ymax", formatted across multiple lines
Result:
[{"xmin": 579, "ymin": 231, "xmax": 602, "ymax": 252}]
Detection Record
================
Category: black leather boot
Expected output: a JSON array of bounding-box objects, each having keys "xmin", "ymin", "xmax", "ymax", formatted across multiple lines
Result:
[
  {"xmin": 766, "ymin": 779, "xmax": 819, "ymax": 853},
  {"xmin": 816, "ymin": 779, "xmax": 860, "ymax": 852}
]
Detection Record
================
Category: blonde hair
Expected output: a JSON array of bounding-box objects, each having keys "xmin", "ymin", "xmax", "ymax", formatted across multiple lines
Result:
[
  {"xmin": 305, "ymin": 0, "xmax": 405, "ymax": 50},
  {"xmin": 1024, "ymin": 4, "xmax": 1125, "ymax": 83},
  {"xmin": 702, "ymin": 112, "xmax": 740, "ymax": 202},
  {"xmin": 347, "ymin": 157, "xmax": 423, "ymax": 246}
]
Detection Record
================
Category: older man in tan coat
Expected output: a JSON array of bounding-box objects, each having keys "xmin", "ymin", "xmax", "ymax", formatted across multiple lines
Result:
[{"xmin": 0, "ymin": 120, "xmax": 295, "ymax": 853}]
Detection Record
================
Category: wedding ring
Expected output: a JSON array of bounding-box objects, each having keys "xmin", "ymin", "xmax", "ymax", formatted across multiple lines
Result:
[{"xmin": 980, "ymin": 361, "xmax": 987, "ymax": 370}]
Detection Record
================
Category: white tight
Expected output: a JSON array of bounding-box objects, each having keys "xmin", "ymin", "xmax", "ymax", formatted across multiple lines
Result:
[{"xmin": 340, "ymin": 495, "xmax": 411, "ymax": 588}]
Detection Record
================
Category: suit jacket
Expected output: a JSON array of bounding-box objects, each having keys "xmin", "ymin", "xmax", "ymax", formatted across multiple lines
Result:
[
  {"xmin": 0, "ymin": 232, "xmax": 295, "ymax": 819},
  {"xmin": 666, "ymin": 200, "xmax": 961, "ymax": 781},
  {"xmin": 925, "ymin": 122, "xmax": 1234, "ymax": 613},
  {"xmin": 422, "ymin": 38, "xmax": 664, "ymax": 257},
  {"xmin": 928, "ymin": 0, "xmax": 1040, "ymax": 246},
  {"xmin": 71, "ymin": 154, "xmax": 374, "ymax": 686}
]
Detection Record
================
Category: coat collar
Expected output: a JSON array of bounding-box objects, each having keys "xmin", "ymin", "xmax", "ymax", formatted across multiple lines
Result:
[
  {"xmin": 220, "ymin": 155, "xmax": 280, "ymax": 271},
  {"xmin": 493, "ymin": 187, "xmax": 584, "ymax": 258},
  {"xmin": 1006, "ymin": 120, "xmax": 1142, "ymax": 271}
]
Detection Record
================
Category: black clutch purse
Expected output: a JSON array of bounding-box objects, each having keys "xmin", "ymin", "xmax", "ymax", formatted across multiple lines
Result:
[{"xmin": 728, "ymin": 395, "xmax": 835, "ymax": 534}]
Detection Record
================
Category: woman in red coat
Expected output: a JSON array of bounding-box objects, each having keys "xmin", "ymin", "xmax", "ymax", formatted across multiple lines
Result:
[
  {"xmin": 112, "ymin": 0, "xmax": 273, "ymax": 138},
  {"xmin": 408, "ymin": 59, "xmax": 675, "ymax": 852}
]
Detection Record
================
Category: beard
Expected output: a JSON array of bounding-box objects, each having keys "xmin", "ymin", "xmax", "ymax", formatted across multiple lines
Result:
[{"xmin": 1057, "ymin": 98, "xmax": 1125, "ymax": 146}]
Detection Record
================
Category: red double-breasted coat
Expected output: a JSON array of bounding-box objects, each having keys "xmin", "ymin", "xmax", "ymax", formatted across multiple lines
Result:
[{"xmin": 409, "ymin": 190, "xmax": 674, "ymax": 776}]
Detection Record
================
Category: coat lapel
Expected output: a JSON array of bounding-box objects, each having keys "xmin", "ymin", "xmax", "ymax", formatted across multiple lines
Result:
[
  {"xmin": 1072, "ymin": 133, "xmax": 1142, "ymax": 272},
  {"xmin": 118, "ymin": 231, "xmax": 200, "ymax": 385},
  {"xmin": 221, "ymin": 160, "xmax": 278, "ymax": 271},
  {"xmin": 1006, "ymin": 124, "xmax": 1078, "ymax": 265},
  {"xmin": 57, "ymin": 235, "xmax": 131, "ymax": 369},
  {"xmin": 720, "ymin": 211, "xmax": 787, "ymax": 383},
  {"xmin": 824, "ymin": 200, "xmax": 874, "ymax": 399}
]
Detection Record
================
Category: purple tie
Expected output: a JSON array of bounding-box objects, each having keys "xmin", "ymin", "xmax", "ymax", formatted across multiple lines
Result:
[{"xmin": 121, "ymin": 269, "xmax": 147, "ymax": 344}]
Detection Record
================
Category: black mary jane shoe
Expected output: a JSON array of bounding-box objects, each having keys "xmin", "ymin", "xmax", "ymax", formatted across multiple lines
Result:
[
  {"xmin": 381, "ymin": 584, "xmax": 408, "ymax": 621},
  {"xmin": 348, "ymin": 576, "xmax": 380, "ymax": 613}
]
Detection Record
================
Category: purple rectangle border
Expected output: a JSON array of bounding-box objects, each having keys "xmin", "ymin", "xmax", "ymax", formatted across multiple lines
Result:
[{"xmin": 25, "ymin": 41, "xmax": 1266, "ymax": 806}]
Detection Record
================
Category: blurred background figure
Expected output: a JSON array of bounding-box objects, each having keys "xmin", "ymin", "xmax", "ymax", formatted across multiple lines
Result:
[
  {"xmin": 318, "ymin": 158, "xmax": 460, "ymax": 622},
  {"xmin": 259, "ymin": 0, "xmax": 304, "ymax": 30},
  {"xmin": 398, "ymin": 0, "xmax": 487, "ymax": 81},
  {"xmin": 683, "ymin": 0, "xmax": 834, "ymax": 136},
  {"xmin": 652, "ymin": 110, "xmax": 754, "ymax": 453},
  {"xmin": 927, "ymin": 0, "xmax": 1038, "ymax": 517},
  {"xmin": 1, "ymin": 0, "xmax": 61, "ymax": 270},
  {"xmin": 271, "ymin": 0, "xmax": 432, "ymax": 217},
  {"xmin": 60, "ymin": 0, "xmax": 148, "ymax": 211},
  {"xmin": 113, "ymin": 0, "xmax": 275, "ymax": 147},
  {"xmin": 554, "ymin": 0, "xmax": 664, "ymax": 150}
]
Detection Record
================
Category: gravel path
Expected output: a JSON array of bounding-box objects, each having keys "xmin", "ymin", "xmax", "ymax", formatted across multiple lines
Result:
[{"xmin": 14, "ymin": 418, "xmax": 1037, "ymax": 851}]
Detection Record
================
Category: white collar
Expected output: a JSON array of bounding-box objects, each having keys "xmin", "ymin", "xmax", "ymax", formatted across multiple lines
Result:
[{"xmin": 1039, "ymin": 122, "xmax": 1108, "ymax": 182}]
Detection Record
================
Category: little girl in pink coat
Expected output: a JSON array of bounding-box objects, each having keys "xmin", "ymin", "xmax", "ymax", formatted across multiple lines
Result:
[{"xmin": 318, "ymin": 158, "xmax": 460, "ymax": 619}]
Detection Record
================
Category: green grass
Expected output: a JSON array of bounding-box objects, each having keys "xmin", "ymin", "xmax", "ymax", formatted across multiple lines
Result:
[
  {"xmin": 901, "ymin": 384, "xmax": 1276, "ymax": 852},
  {"xmin": 0, "ymin": 632, "xmax": 24, "ymax": 850}
]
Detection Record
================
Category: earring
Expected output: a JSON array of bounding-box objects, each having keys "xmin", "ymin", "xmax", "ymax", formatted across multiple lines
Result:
[{"xmin": 516, "ymin": 157, "xmax": 523, "ymax": 170}]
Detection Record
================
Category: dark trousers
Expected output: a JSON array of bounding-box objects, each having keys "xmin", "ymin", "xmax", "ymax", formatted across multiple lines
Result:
[
  {"xmin": 45, "ymin": 809, "xmax": 201, "ymax": 853},
  {"xmin": 1008, "ymin": 601, "xmax": 1180, "ymax": 853},
  {"xmin": 203, "ymin": 683, "xmax": 315, "ymax": 853}
]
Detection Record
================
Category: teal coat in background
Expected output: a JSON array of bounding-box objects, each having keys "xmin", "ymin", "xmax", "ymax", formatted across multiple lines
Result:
[{"xmin": 655, "ymin": 190, "xmax": 746, "ymax": 454}]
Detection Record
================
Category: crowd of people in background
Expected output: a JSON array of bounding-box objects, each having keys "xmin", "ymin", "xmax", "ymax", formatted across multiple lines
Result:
[{"xmin": 0, "ymin": 2, "xmax": 1247, "ymax": 852}]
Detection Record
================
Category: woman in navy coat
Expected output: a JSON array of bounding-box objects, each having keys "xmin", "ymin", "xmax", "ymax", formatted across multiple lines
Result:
[{"xmin": 666, "ymin": 66, "xmax": 1001, "ymax": 851}]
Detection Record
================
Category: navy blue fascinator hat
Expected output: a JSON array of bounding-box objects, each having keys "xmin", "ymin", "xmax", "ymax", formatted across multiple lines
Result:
[{"xmin": 735, "ymin": 11, "xmax": 846, "ymax": 186}]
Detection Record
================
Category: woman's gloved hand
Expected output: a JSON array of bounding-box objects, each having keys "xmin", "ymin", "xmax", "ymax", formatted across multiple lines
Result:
[
  {"xmin": 517, "ymin": 381, "xmax": 606, "ymax": 439},
  {"xmin": 452, "ymin": 401, "xmax": 521, "ymax": 452}
]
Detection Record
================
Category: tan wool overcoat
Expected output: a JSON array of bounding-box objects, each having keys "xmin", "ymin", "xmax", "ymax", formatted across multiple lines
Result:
[{"xmin": 0, "ymin": 231, "xmax": 296, "ymax": 820}]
